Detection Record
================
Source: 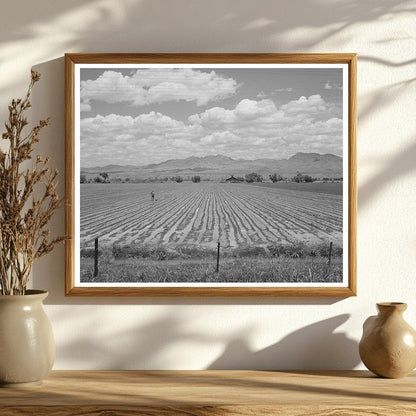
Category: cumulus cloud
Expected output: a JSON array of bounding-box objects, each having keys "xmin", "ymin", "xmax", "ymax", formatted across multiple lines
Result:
[
  {"xmin": 81, "ymin": 94, "xmax": 343, "ymax": 166},
  {"xmin": 234, "ymin": 98, "xmax": 277, "ymax": 120},
  {"xmin": 200, "ymin": 131, "xmax": 240, "ymax": 145},
  {"xmin": 80, "ymin": 112, "xmax": 204, "ymax": 166},
  {"xmin": 324, "ymin": 81, "xmax": 342, "ymax": 90},
  {"xmin": 280, "ymin": 95, "xmax": 327, "ymax": 114},
  {"xmin": 80, "ymin": 102, "xmax": 91, "ymax": 112},
  {"xmin": 80, "ymin": 68, "xmax": 238, "ymax": 111},
  {"xmin": 188, "ymin": 106, "xmax": 236, "ymax": 126},
  {"xmin": 190, "ymin": 98, "xmax": 285, "ymax": 128}
]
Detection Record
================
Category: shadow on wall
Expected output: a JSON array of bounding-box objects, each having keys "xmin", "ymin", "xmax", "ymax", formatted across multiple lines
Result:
[
  {"xmin": 53, "ymin": 307, "xmax": 359, "ymax": 370},
  {"xmin": 0, "ymin": 0, "xmax": 413, "ymax": 52},
  {"xmin": 358, "ymin": 77, "xmax": 416, "ymax": 128},
  {"xmin": 359, "ymin": 138, "xmax": 416, "ymax": 210},
  {"xmin": 30, "ymin": 56, "xmax": 67, "ymax": 300},
  {"xmin": 208, "ymin": 314, "xmax": 360, "ymax": 370},
  {"xmin": 54, "ymin": 311, "xmax": 215, "ymax": 369},
  {"xmin": 0, "ymin": 0, "xmax": 414, "ymax": 98}
]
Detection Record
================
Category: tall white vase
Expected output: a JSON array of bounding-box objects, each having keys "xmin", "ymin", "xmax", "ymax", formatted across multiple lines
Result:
[{"xmin": 0, "ymin": 290, "xmax": 55, "ymax": 387}]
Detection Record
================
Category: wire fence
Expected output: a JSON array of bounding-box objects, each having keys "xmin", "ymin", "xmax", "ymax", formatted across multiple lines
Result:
[{"xmin": 90, "ymin": 237, "xmax": 335, "ymax": 278}]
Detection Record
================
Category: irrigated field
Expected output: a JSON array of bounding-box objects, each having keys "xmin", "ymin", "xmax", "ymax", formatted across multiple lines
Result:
[
  {"xmin": 80, "ymin": 182, "xmax": 342, "ymax": 249},
  {"xmin": 80, "ymin": 182, "xmax": 343, "ymax": 283}
]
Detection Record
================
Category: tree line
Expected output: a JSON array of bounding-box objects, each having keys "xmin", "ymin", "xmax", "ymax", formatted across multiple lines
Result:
[
  {"xmin": 81, "ymin": 171, "xmax": 340, "ymax": 184},
  {"xmin": 246, "ymin": 171, "xmax": 314, "ymax": 183},
  {"xmin": 80, "ymin": 173, "xmax": 200, "ymax": 184}
]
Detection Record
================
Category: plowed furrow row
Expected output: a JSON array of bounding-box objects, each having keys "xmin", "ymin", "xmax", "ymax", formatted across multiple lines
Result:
[{"xmin": 80, "ymin": 183, "xmax": 343, "ymax": 248}]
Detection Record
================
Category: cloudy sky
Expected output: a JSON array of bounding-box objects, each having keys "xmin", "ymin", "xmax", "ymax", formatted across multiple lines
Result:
[{"xmin": 79, "ymin": 66, "xmax": 344, "ymax": 167}]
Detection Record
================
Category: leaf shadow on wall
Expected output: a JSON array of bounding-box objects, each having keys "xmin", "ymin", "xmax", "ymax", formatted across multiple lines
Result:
[
  {"xmin": 1, "ymin": 0, "xmax": 413, "ymax": 54},
  {"xmin": 207, "ymin": 314, "xmax": 360, "ymax": 370},
  {"xmin": 53, "ymin": 312, "xmax": 214, "ymax": 369},
  {"xmin": 358, "ymin": 138, "xmax": 416, "ymax": 210},
  {"xmin": 52, "ymin": 308, "xmax": 359, "ymax": 370},
  {"xmin": 0, "ymin": 0, "xmax": 413, "ymax": 97}
]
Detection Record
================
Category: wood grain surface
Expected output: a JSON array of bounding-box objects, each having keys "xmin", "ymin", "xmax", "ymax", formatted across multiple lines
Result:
[{"xmin": 1, "ymin": 370, "xmax": 415, "ymax": 415}]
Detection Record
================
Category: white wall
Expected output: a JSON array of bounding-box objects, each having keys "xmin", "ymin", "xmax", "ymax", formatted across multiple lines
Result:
[{"xmin": 1, "ymin": 0, "xmax": 415, "ymax": 370}]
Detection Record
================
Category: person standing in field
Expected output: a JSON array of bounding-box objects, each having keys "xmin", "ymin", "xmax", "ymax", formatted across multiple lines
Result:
[{"xmin": 151, "ymin": 191, "xmax": 155, "ymax": 202}]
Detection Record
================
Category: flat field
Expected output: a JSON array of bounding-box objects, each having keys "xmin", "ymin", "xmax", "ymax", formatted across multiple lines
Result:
[
  {"xmin": 247, "ymin": 181, "xmax": 343, "ymax": 195},
  {"xmin": 80, "ymin": 182, "xmax": 343, "ymax": 283},
  {"xmin": 80, "ymin": 182, "xmax": 342, "ymax": 248}
]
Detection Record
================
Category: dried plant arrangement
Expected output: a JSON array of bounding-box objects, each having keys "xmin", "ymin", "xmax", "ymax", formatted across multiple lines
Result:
[{"xmin": 0, "ymin": 71, "xmax": 65, "ymax": 295}]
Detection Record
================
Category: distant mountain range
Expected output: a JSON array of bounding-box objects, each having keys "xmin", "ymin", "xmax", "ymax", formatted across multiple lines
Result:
[{"xmin": 81, "ymin": 152, "xmax": 343, "ymax": 180}]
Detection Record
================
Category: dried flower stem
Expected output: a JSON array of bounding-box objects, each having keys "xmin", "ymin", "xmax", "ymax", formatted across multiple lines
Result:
[{"xmin": 0, "ymin": 71, "xmax": 65, "ymax": 295}]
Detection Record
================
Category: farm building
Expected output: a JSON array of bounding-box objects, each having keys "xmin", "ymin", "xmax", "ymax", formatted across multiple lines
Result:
[{"xmin": 225, "ymin": 175, "xmax": 244, "ymax": 183}]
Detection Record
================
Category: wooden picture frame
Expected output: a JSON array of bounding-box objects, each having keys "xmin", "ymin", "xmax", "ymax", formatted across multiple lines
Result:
[{"xmin": 65, "ymin": 53, "xmax": 356, "ymax": 296}]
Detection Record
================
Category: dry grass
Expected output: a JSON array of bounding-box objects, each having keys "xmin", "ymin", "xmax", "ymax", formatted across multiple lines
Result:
[
  {"xmin": 0, "ymin": 71, "xmax": 65, "ymax": 295},
  {"xmin": 81, "ymin": 242, "xmax": 342, "ymax": 284}
]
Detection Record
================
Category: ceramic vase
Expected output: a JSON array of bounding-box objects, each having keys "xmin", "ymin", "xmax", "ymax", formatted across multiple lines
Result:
[
  {"xmin": 359, "ymin": 302, "xmax": 416, "ymax": 378},
  {"xmin": 0, "ymin": 290, "xmax": 55, "ymax": 387}
]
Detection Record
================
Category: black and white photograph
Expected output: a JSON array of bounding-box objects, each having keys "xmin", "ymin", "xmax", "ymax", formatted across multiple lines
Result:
[{"xmin": 65, "ymin": 54, "xmax": 356, "ymax": 295}]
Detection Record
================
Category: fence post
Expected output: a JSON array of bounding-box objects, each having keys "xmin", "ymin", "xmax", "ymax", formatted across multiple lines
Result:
[
  {"xmin": 328, "ymin": 241, "xmax": 333, "ymax": 267},
  {"xmin": 94, "ymin": 237, "xmax": 99, "ymax": 277},
  {"xmin": 216, "ymin": 241, "xmax": 220, "ymax": 273}
]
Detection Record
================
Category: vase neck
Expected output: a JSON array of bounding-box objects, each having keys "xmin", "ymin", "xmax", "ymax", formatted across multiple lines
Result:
[{"xmin": 377, "ymin": 302, "xmax": 407, "ymax": 316}]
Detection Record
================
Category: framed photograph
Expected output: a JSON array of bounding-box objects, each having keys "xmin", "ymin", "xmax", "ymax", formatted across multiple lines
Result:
[{"xmin": 65, "ymin": 53, "xmax": 356, "ymax": 296}]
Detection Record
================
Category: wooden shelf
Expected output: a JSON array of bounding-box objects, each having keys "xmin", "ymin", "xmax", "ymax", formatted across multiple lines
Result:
[{"xmin": 1, "ymin": 370, "xmax": 415, "ymax": 415}]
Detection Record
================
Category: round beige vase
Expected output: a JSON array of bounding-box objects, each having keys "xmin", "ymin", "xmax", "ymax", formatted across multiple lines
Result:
[
  {"xmin": 359, "ymin": 302, "xmax": 416, "ymax": 378},
  {"xmin": 0, "ymin": 290, "xmax": 55, "ymax": 387}
]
